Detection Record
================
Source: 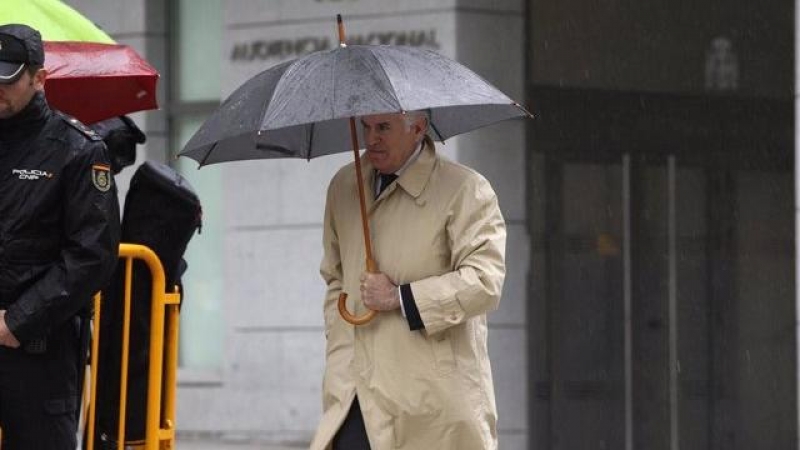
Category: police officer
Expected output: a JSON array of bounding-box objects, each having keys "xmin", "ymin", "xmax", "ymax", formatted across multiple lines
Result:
[{"xmin": 0, "ymin": 24, "xmax": 120, "ymax": 449}]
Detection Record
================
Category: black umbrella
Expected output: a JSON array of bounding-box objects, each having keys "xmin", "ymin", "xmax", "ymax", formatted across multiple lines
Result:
[{"xmin": 180, "ymin": 16, "xmax": 530, "ymax": 324}]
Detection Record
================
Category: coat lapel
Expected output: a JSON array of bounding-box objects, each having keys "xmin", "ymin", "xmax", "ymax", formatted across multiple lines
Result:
[
  {"xmin": 366, "ymin": 136, "xmax": 437, "ymax": 214},
  {"xmin": 397, "ymin": 136, "xmax": 436, "ymax": 201}
]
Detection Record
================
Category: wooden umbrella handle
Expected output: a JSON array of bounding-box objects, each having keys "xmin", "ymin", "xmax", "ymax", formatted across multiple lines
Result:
[
  {"xmin": 338, "ymin": 257, "xmax": 379, "ymax": 325},
  {"xmin": 338, "ymin": 292, "xmax": 378, "ymax": 325}
]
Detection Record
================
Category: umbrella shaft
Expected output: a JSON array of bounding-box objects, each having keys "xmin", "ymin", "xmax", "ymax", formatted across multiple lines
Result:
[{"xmin": 348, "ymin": 117, "xmax": 376, "ymax": 273}]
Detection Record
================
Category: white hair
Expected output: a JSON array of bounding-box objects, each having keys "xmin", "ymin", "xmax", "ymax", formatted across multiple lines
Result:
[{"xmin": 403, "ymin": 110, "xmax": 430, "ymax": 138}]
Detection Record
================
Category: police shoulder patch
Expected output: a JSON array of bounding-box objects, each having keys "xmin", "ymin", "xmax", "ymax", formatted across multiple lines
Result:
[
  {"xmin": 58, "ymin": 112, "xmax": 102, "ymax": 141},
  {"xmin": 92, "ymin": 164, "xmax": 112, "ymax": 192}
]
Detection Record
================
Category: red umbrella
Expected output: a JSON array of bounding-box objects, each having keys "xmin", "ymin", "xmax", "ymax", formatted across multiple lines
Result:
[
  {"xmin": 43, "ymin": 41, "xmax": 159, "ymax": 124},
  {"xmin": 1, "ymin": 0, "xmax": 160, "ymax": 124}
]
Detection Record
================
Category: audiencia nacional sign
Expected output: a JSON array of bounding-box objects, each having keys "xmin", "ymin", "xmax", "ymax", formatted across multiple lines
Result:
[{"xmin": 230, "ymin": 29, "xmax": 441, "ymax": 62}]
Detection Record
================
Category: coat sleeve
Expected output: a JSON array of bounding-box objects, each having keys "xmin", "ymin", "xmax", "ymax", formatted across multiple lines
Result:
[
  {"xmin": 410, "ymin": 175, "xmax": 506, "ymax": 336},
  {"xmin": 5, "ymin": 140, "xmax": 121, "ymax": 342}
]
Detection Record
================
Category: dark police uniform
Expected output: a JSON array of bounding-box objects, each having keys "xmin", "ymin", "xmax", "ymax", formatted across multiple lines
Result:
[{"xmin": 0, "ymin": 91, "xmax": 121, "ymax": 449}]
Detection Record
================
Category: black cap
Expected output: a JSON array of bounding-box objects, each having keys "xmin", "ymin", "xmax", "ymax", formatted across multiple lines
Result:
[{"xmin": 0, "ymin": 24, "xmax": 44, "ymax": 85}]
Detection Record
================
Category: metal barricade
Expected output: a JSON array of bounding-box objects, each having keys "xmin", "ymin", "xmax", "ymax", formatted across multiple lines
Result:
[{"xmin": 83, "ymin": 243, "xmax": 181, "ymax": 450}]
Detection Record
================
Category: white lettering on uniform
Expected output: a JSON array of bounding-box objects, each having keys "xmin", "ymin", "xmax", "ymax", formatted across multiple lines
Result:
[{"xmin": 11, "ymin": 169, "xmax": 54, "ymax": 180}]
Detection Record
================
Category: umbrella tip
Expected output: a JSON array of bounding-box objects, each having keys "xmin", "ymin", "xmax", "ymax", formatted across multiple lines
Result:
[
  {"xmin": 514, "ymin": 102, "xmax": 535, "ymax": 118},
  {"xmin": 337, "ymin": 14, "xmax": 347, "ymax": 47}
]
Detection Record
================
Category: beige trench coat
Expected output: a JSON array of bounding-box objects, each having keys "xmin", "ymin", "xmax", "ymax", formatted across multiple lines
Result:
[{"xmin": 311, "ymin": 138, "xmax": 506, "ymax": 450}]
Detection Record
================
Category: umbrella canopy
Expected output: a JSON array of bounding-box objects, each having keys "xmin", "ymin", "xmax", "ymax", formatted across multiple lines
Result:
[
  {"xmin": 0, "ymin": 0, "xmax": 159, "ymax": 124},
  {"xmin": 180, "ymin": 44, "xmax": 529, "ymax": 166}
]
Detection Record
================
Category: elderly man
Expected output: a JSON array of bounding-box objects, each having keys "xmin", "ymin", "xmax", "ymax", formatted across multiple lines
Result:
[
  {"xmin": 0, "ymin": 24, "xmax": 120, "ymax": 449},
  {"xmin": 312, "ymin": 110, "xmax": 506, "ymax": 449}
]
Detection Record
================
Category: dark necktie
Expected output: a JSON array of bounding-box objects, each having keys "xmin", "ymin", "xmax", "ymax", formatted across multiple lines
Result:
[{"xmin": 377, "ymin": 173, "xmax": 398, "ymax": 198}]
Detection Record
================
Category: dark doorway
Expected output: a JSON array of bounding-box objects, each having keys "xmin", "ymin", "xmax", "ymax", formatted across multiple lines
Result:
[{"xmin": 528, "ymin": 87, "xmax": 795, "ymax": 449}]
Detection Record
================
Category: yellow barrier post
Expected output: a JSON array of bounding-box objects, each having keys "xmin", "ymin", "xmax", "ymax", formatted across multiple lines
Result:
[
  {"xmin": 82, "ymin": 243, "xmax": 180, "ymax": 450},
  {"xmin": 117, "ymin": 256, "xmax": 134, "ymax": 450},
  {"xmin": 161, "ymin": 286, "xmax": 181, "ymax": 449},
  {"xmin": 86, "ymin": 292, "xmax": 103, "ymax": 450}
]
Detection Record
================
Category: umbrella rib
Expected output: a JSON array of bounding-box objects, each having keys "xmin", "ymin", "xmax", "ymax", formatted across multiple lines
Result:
[
  {"xmin": 331, "ymin": 48, "xmax": 339, "ymax": 121},
  {"xmin": 367, "ymin": 47, "xmax": 403, "ymax": 112},
  {"xmin": 198, "ymin": 142, "xmax": 217, "ymax": 167},
  {"xmin": 429, "ymin": 117, "xmax": 446, "ymax": 144}
]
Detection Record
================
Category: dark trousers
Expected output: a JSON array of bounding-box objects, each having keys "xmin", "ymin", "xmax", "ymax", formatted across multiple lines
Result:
[
  {"xmin": 333, "ymin": 396, "xmax": 371, "ymax": 450},
  {"xmin": 0, "ymin": 320, "xmax": 81, "ymax": 450}
]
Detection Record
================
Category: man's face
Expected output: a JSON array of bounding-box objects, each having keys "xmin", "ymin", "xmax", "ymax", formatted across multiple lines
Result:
[
  {"xmin": 0, "ymin": 67, "xmax": 45, "ymax": 119},
  {"xmin": 361, "ymin": 113, "xmax": 426, "ymax": 174}
]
